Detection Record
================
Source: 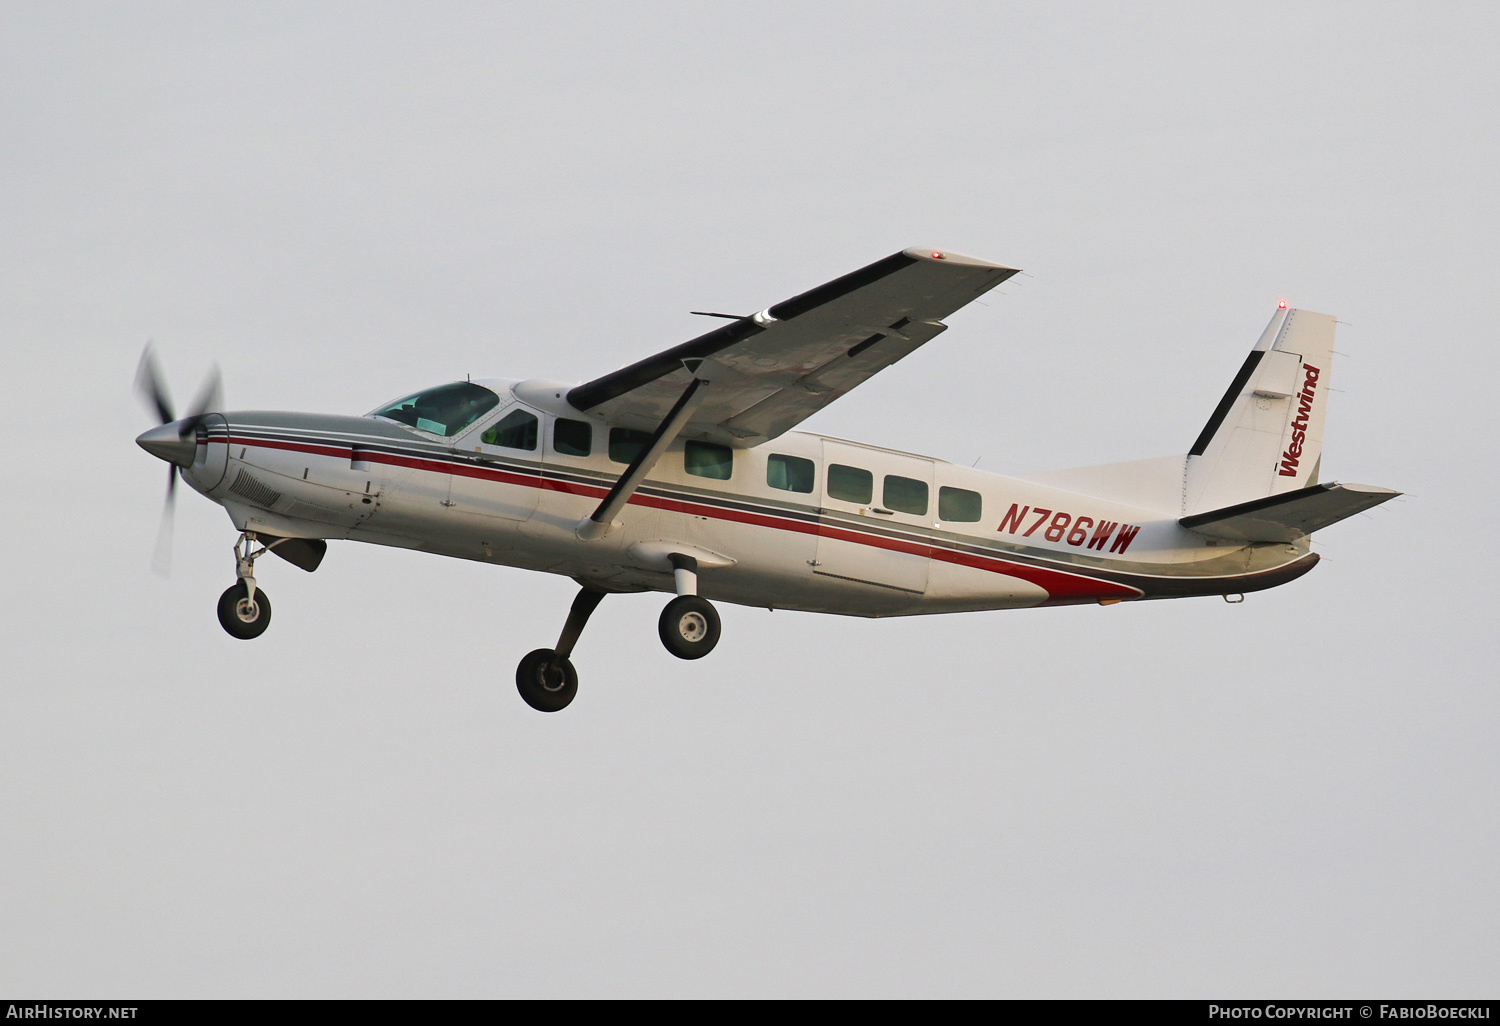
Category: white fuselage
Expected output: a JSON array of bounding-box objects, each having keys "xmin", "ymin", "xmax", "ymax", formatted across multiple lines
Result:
[{"xmin": 179, "ymin": 378, "xmax": 1316, "ymax": 616}]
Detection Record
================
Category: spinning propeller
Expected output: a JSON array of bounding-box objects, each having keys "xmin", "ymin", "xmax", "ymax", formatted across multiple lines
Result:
[{"xmin": 134, "ymin": 344, "xmax": 221, "ymax": 573}]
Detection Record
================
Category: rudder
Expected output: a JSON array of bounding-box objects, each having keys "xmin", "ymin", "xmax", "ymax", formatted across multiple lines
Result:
[{"xmin": 1183, "ymin": 306, "xmax": 1336, "ymax": 515}]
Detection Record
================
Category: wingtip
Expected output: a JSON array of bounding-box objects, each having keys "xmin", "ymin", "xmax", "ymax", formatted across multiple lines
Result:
[
  {"xmin": 903, "ymin": 247, "xmax": 1017, "ymax": 272},
  {"xmin": 1331, "ymin": 482, "xmax": 1403, "ymax": 499}
]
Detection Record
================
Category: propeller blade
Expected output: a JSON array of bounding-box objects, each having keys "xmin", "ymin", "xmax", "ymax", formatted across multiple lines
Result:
[
  {"xmin": 135, "ymin": 347, "xmax": 225, "ymax": 576},
  {"xmin": 152, "ymin": 465, "xmax": 177, "ymax": 577},
  {"xmin": 135, "ymin": 343, "xmax": 175, "ymax": 425},
  {"xmin": 183, "ymin": 364, "xmax": 222, "ymax": 422}
]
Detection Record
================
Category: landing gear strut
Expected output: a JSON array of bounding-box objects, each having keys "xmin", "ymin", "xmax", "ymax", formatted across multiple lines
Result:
[
  {"xmin": 516, "ymin": 555, "xmax": 725, "ymax": 712},
  {"xmin": 657, "ymin": 554, "xmax": 721, "ymax": 660},
  {"xmin": 516, "ymin": 586, "xmax": 606, "ymax": 712},
  {"xmin": 217, "ymin": 532, "xmax": 273, "ymax": 640}
]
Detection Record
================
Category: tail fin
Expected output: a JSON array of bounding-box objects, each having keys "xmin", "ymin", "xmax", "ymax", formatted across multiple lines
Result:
[{"xmin": 1183, "ymin": 306, "xmax": 1335, "ymax": 515}]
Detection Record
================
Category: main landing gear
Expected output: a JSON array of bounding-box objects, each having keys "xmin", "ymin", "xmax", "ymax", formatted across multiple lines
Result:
[
  {"xmin": 656, "ymin": 553, "xmax": 720, "ymax": 660},
  {"xmin": 516, "ymin": 555, "xmax": 723, "ymax": 712},
  {"xmin": 515, "ymin": 587, "xmax": 605, "ymax": 713},
  {"xmin": 658, "ymin": 596, "xmax": 720, "ymax": 660},
  {"xmin": 217, "ymin": 532, "xmax": 272, "ymax": 640}
]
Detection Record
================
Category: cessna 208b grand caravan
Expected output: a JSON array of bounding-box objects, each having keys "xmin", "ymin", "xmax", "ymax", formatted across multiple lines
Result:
[{"xmin": 135, "ymin": 248, "xmax": 1397, "ymax": 711}]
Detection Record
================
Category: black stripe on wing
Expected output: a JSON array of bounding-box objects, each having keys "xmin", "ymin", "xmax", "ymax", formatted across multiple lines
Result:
[{"xmin": 566, "ymin": 251, "xmax": 918, "ymax": 412}]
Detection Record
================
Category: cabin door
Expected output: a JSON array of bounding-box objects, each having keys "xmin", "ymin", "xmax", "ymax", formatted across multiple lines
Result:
[
  {"xmin": 814, "ymin": 440, "xmax": 934, "ymax": 595},
  {"xmin": 447, "ymin": 402, "xmax": 544, "ymax": 525}
]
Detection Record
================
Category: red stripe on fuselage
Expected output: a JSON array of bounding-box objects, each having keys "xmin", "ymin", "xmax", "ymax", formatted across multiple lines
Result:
[
  {"xmin": 931, "ymin": 548, "xmax": 1137, "ymax": 601},
  {"xmin": 221, "ymin": 434, "xmax": 1141, "ymax": 602}
]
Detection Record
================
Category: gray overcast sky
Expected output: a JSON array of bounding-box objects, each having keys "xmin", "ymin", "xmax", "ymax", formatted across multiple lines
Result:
[{"xmin": 2, "ymin": 1, "xmax": 1497, "ymax": 998}]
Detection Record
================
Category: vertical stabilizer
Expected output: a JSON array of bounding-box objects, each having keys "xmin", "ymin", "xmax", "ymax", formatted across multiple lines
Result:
[{"xmin": 1183, "ymin": 307, "xmax": 1336, "ymax": 515}]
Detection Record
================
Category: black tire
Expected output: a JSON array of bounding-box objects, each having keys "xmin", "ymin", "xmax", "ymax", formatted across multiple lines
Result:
[
  {"xmin": 516, "ymin": 648, "xmax": 577, "ymax": 712},
  {"xmin": 217, "ymin": 581, "xmax": 272, "ymax": 640},
  {"xmin": 657, "ymin": 595, "xmax": 721, "ymax": 660}
]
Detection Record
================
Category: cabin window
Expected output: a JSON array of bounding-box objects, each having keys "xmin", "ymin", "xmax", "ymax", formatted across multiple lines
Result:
[
  {"xmin": 373, "ymin": 382, "xmax": 500, "ymax": 437},
  {"xmin": 684, "ymin": 441, "xmax": 733, "ymax": 480},
  {"xmin": 609, "ymin": 428, "xmax": 654, "ymax": 465},
  {"xmin": 827, "ymin": 464, "xmax": 873, "ymax": 504},
  {"xmin": 939, "ymin": 486, "xmax": 983, "ymax": 523},
  {"xmin": 883, "ymin": 475, "xmax": 929, "ymax": 515},
  {"xmin": 767, "ymin": 453, "xmax": 815, "ymax": 493},
  {"xmin": 482, "ymin": 409, "xmax": 538, "ymax": 450},
  {"xmin": 554, "ymin": 418, "xmax": 593, "ymax": 457}
]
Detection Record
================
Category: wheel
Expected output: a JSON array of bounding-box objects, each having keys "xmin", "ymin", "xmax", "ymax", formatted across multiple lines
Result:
[
  {"xmin": 217, "ymin": 581, "xmax": 272, "ymax": 640},
  {"xmin": 657, "ymin": 595, "xmax": 721, "ymax": 660},
  {"xmin": 516, "ymin": 648, "xmax": 577, "ymax": 712}
]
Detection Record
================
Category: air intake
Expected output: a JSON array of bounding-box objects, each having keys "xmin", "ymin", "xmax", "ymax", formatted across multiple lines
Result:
[{"xmin": 228, "ymin": 469, "xmax": 283, "ymax": 508}]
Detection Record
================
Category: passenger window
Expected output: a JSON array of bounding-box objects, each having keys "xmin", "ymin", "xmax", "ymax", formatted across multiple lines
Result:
[
  {"xmin": 609, "ymin": 428, "xmax": 654, "ymax": 465},
  {"xmin": 554, "ymin": 418, "xmax": 592, "ymax": 457},
  {"xmin": 767, "ymin": 454, "xmax": 815, "ymax": 493},
  {"xmin": 482, "ymin": 409, "xmax": 538, "ymax": 450},
  {"xmin": 883, "ymin": 475, "xmax": 929, "ymax": 515},
  {"xmin": 685, "ymin": 440, "xmax": 733, "ymax": 480},
  {"xmin": 827, "ymin": 464, "xmax": 873, "ymax": 504},
  {"xmin": 939, "ymin": 486, "xmax": 983, "ymax": 522}
]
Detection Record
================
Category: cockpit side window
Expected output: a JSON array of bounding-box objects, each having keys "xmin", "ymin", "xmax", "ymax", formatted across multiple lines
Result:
[
  {"xmin": 482, "ymin": 409, "xmax": 539, "ymax": 450},
  {"xmin": 372, "ymin": 382, "xmax": 500, "ymax": 437}
]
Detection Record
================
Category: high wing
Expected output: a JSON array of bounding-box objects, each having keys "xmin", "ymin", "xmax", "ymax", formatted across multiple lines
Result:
[{"xmin": 566, "ymin": 248, "xmax": 1019, "ymax": 447}]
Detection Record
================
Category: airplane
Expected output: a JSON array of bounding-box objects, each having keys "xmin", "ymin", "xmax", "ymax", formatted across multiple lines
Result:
[{"xmin": 134, "ymin": 247, "xmax": 1399, "ymax": 712}]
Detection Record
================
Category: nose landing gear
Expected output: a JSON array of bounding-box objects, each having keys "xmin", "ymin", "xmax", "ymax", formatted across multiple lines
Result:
[
  {"xmin": 217, "ymin": 531, "xmax": 272, "ymax": 640},
  {"xmin": 218, "ymin": 579, "xmax": 272, "ymax": 639}
]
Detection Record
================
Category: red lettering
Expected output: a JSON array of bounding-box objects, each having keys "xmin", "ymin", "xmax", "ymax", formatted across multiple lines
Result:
[
  {"xmin": 1067, "ymin": 517, "xmax": 1092, "ymax": 546},
  {"xmin": 997, "ymin": 507, "xmax": 1142, "ymax": 553},
  {"xmin": 997, "ymin": 503, "xmax": 1029, "ymax": 534},
  {"xmin": 1044, "ymin": 512, "xmax": 1072, "ymax": 542},
  {"xmin": 1277, "ymin": 364, "xmax": 1323, "ymax": 478},
  {"xmin": 1109, "ymin": 524, "xmax": 1141, "ymax": 554},
  {"xmin": 1022, "ymin": 508, "xmax": 1052, "ymax": 537}
]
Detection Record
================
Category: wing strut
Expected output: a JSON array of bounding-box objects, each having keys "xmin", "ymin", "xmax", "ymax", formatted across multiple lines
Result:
[{"xmin": 576, "ymin": 373, "xmax": 709, "ymax": 541}]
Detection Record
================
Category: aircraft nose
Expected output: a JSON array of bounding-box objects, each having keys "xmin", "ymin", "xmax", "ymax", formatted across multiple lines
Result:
[{"xmin": 136, "ymin": 421, "xmax": 197, "ymax": 467}]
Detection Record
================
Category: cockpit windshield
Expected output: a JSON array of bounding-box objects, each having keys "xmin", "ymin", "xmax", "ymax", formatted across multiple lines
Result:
[{"xmin": 371, "ymin": 382, "xmax": 501, "ymax": 437}]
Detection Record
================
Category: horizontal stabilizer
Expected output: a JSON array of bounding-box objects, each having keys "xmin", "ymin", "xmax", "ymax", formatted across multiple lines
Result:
[{"xmin": 1179, "ymin": 482, "xmax": 1399, "ymax": 543}]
